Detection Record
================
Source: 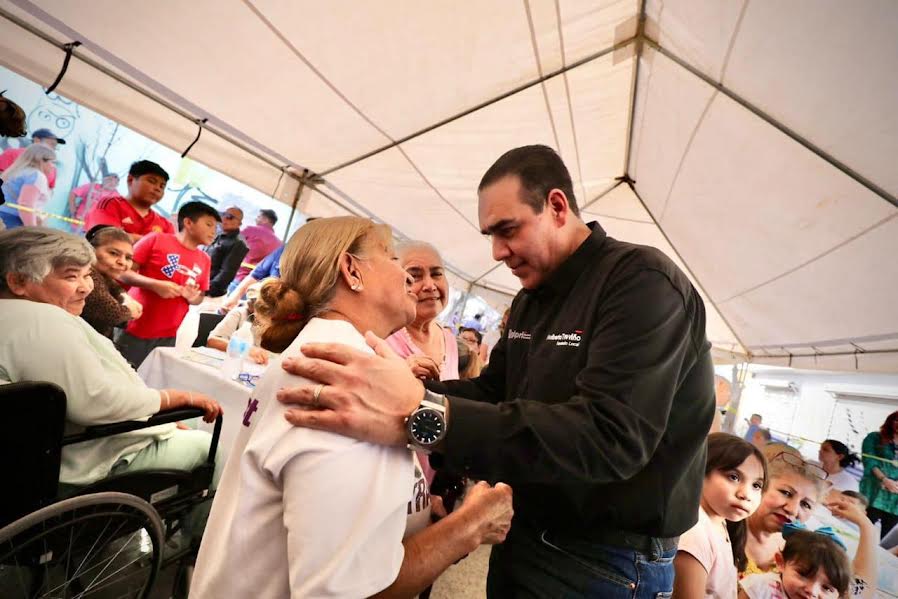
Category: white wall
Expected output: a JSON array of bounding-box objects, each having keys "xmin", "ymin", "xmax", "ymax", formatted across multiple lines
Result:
[{"xmin": 729, "ymin": 365, "xmax": 898, "ymax": 460}]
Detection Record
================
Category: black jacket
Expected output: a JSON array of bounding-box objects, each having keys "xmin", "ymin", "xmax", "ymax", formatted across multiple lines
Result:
[
  {"xmin": 432, "ymin": 222, "xmax": 715, "ymax": 539},
  {"xmin": 205, "ymin": 231, "xmax": 249, "ymax": 297}
]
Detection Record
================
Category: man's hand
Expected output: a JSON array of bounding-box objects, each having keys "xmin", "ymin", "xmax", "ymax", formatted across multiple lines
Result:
[
  {"xmin": 278, "ymin": 331, "xmax": 425, "ymax": 446},
  {"xmin": 456, "ymin": 481, "xmax": 514, "ymax": 545},
  {"xmin": 151, "ymin": 280, "xmax": 183, "ymax": 299},
  {"xmin": 407, "ymin": 354, "xmax": 441, "ymax": 380},
  {"xmin": 883, "ymin": 478, "xmax": 898, "ymax": 494}
]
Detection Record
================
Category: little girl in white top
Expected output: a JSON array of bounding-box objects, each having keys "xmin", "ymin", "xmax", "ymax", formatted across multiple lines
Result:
[{"xmin": 674, "ymin": 433, "xmax": 768, "ymax": 598}]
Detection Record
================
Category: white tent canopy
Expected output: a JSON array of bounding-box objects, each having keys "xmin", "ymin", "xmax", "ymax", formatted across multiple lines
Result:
[{"xmin": 2, "ymin": 0, "xmax": 896, "ymax": 371}]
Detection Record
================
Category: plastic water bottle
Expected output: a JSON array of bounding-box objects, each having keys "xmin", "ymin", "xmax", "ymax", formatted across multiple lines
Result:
[{"xmin": 221, "ymin": 327, "xmax": 252, "ymax": 381}]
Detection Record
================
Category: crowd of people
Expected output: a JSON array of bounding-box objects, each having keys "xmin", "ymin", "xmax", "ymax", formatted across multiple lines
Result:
[{"xmin": 2, "ymin": 105, "xmax": 896, "ymax": 599}]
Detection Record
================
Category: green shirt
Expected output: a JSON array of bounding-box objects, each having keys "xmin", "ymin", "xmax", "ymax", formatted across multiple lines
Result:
[{"xmin": 859, "ymin": 430, "xmax": 898, "ymax": 514}]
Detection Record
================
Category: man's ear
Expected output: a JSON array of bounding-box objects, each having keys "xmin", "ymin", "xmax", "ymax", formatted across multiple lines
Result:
[{"xmin": 546, "ymin": 188, "xmax": 570, "ymax": 225}]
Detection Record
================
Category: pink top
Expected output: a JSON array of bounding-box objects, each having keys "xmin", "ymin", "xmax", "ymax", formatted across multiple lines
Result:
[
  {"xmin": 386, "ymin": 324, "xmax": 458, "ymax": 485},
  {"xmin": 386, "ymin": 325, "xmax": 459, "ymax": 381},
  {"xmin": 677, "ymin": 508, "xmax": 737, "ymax": 599}
]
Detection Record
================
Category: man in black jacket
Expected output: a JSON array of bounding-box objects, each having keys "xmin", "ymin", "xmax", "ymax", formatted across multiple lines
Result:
[
  {"xmin": 276, "ymin": 145, "xmax": 715, "ymax": 597},
  {"xmin": 205, "ymin": 206, "xmax": 249, "ymax": 297}
]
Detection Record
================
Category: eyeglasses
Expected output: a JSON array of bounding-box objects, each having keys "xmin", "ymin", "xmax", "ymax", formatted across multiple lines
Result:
[
  {"xmin": 221, "ymin": 213, "xmax": 239, "ymax": 220},
  {"xmin": 770, "ymin": 451, "xmax": 828, "ymax": 480},
  {"xmin": 237, "ymin": 373, "xmax": 261, "ymax": 388}
]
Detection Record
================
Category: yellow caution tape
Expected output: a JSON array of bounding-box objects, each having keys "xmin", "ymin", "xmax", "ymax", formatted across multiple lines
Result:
[{"xmin": 4, "ymin": 202, "xmax": 85, "ymax": 226}]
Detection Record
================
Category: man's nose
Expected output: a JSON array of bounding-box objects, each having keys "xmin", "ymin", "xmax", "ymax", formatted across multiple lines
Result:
[{"xmin": 492, "ymin": 237, "xmax": 510, "ymax": 262}]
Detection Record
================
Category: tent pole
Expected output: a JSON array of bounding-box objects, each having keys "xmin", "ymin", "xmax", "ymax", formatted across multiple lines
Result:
[
  {"xmin": 622, "ymin": 0, "xmax": 648, "ymax": 175},
  {"xmin": 643, "ymin": 36, "xmax": 898, "ymax": 210},
  {"xmin": 282, "ymin": 170, "xmax": 308, "ymax": 243}
]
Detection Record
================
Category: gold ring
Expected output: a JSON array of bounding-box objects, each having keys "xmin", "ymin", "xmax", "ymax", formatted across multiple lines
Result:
[{"xmin": 312, "ymin": 384, "xmax": 325, "ymax": 406}]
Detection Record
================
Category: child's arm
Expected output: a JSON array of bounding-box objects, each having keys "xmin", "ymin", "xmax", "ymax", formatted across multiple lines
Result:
[
  {"xmin": 826, "ymin": 496, "xmax": 877, "ymax": 598},
  {"xmin": 672, "ymin": 552, "xmax": 708, "ymax": 599}
]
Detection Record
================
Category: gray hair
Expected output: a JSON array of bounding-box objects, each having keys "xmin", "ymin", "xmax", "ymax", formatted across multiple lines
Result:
[
  {"xmin": 0, "ymin": 227, "xmax": 95, "ymax": 293},
  {"xmin": 395, "ymin": 240, "xmax": 443, "ymax": 265}
]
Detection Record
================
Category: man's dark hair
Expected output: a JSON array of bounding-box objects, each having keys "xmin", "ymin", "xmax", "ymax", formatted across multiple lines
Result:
[
  {"xmin": 129, "ymin": 160, "xmax": 169, "ymax": 182},
  {"xmin": 478, "ymin": 144, "xmax": 579, "ymax": 216},
  {"xmin": 460, "ymin": 327, "xmax": 483, "ymax": 345},
  {"xmin": 259, "ymin": 208, "xmax": 278, "ymax": 224},
  {"xmin": 178, "ymin": 201, "xmax": 221, "ymax": 231}
]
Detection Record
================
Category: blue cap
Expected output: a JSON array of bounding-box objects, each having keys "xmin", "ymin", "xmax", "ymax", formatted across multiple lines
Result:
[{"xmin": 31, "ymin": 128, "xmax": 65, "ymax": 144}]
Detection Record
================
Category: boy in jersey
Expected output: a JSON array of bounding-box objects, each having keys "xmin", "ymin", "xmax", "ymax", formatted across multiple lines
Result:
[
  {"xmin": 116, "ymin": 201, "xmax": 219, "ymax": 367},
  {"xmin": 84, "ymin": 160, "xmax": 174, "ymax": 241}
]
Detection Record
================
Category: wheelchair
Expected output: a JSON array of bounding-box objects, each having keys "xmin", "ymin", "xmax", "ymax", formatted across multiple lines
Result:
[{"xmin": 0, "ymin": 381, "xmax": 222, "ymax": 598}]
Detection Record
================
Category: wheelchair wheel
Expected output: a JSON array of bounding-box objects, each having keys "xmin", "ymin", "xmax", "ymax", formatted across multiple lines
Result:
[{"xmin": 0, "ymin": 492, "xmax": 164, "ymax": 598}]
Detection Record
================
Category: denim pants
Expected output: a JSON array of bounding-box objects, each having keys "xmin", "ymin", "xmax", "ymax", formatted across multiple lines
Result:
[{"xmin": 487, "ymin": 523, "xmax": 676, "ymax": 598}]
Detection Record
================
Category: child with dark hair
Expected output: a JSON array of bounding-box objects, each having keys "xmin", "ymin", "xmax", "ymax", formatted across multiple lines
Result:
[
  {"xmin": 84, "ymin": 159, "xmax": 173, "ymax": 241},
  {"xmin": 115, "ymin": 201, "xmax": 219, "ymax": 366},
  {"xmin": 674, "ymin": 433, "xmax": 768, "ymax": 598},
  {"xmin": 739, "ymin": 527, "xmax": 852, "ymax": 599}
]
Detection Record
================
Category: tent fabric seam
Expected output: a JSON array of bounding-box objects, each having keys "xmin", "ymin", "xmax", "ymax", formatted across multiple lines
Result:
[{"xmin": 718, "ymin": 211, "xmax": 898, "ymax": 304}]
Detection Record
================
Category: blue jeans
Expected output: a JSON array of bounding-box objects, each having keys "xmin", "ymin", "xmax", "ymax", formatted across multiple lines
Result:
[{"xmin": 487, "ymin": 523, "xmax": 675, "ymax": 598}]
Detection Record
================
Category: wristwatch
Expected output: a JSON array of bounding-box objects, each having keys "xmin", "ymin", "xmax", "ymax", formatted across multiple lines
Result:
[{"xmin": 405, "ymin": 389, "xmax": 448, "ymax": 453}]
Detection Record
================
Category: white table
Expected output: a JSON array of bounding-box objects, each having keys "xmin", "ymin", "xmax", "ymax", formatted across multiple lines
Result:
[{"xmin": 138, "ymin": 347, "xmax": 262, "ymax": 461}]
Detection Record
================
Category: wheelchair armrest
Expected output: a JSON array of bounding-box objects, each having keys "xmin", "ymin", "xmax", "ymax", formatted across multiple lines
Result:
[{"xmin": 63, "ymin": 409, "xmax": 223, "ymax": 468}]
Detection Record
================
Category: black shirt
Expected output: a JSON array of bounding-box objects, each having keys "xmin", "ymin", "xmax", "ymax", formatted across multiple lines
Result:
[
  {"xmin": 433, "ymin": 222, "xmax": 715, "ymax": 539},
  {"xmin": 205, "ymin": 231, "xmax": 249, "ymax": 297}
]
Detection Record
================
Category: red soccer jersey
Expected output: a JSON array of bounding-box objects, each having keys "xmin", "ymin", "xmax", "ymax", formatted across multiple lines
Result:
[
  {"xmin": 84, "ymin": 195, "xmax": 174, "ymax": 237},
  {"xmin": 126, "ymin": 233, "xmax": 210, "ymax": 339}
]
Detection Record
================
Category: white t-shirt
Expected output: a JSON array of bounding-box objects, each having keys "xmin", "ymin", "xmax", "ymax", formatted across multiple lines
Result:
[
  {"xmin": 677, "ymin": 507, "xmax": 737, "ymax": 599},
  {"xmin": 190, "ymin": 318, "xmax": 430, "ymax": 599},
  {"xmin": 826, "ymin": 469, "xmax": 860, "ymax": 493},
  {"xmin": 740, "ymin": 572, "xmax": 787, "ymax": 599}
]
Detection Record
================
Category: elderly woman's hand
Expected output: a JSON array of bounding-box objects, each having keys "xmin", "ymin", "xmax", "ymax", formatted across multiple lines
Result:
[
  {"xmin": 163, "ymin": 389, "xmax": 223, "ymax": 423},
  {"xmin": 455, "ymin": 481, "xmax": 514, "ymax": 546},
  {"xmin": 406, "ymin": 355, "xmax": 441, "ymax": 380}
]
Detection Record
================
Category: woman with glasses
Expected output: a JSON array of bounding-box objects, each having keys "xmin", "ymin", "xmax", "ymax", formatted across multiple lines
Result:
[
  {"xmin": 741, "ymin": 445, "xmax": 879, "ymax": 598},
  {"xmin": 860, "ymin": 410, "xmax": 898, "ymax": 538},
  {"xmin": 0, "ymin": 144, "xmax": 55, "ymax": 228},
  {"xmin": 743, "ymin": 448, "xmax": 830, "ymax": 575}
]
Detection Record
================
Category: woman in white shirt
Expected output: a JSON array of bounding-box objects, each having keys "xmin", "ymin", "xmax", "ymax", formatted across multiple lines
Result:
[
  {"xmin": 0, "ymin": 227, "xmax": 222, "ymax": 487},
  {"xmin": 190, "ymin": 216, "xmax": 513, "ymax": 599},
  {"xmin": 818, "ymin": 439, "xmax": 860, "ymax": 493}
]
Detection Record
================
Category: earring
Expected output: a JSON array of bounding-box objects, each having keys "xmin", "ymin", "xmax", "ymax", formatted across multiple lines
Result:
[{"xmin": 351, "ymin": 281, "xmax": 362, "ymax": 291}]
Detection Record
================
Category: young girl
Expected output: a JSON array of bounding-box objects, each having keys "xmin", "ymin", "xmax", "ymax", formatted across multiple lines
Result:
[
  {"xmin": 674, "ymin": 433, "xmax": 769, "ymax": 598},
  {"xmin": 738, "ymin": 526, "xmax": 851, "ymax": 599}
]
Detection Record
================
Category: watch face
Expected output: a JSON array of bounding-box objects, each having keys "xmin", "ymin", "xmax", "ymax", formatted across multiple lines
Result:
[{"xmin": 410, "ymin": 408, "xmax": 444, "ymax": 445}]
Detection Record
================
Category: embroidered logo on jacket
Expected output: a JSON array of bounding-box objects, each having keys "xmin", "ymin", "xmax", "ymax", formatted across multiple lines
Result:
[
  {"xmin": 507, "ymin": 329, "xmax": 532, "ymax": 341},
  {"xmin": 546, "ymin": 330, "xmax": 583, "ymax": 347}
]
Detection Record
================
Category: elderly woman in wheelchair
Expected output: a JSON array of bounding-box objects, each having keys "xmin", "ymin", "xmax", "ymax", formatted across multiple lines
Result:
[{"xmin": 0, "ymin": 226, "xmax": 223, "ymax": 501}]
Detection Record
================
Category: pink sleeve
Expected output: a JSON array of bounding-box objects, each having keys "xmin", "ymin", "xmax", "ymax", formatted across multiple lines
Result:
[
  {"xmin": 385, "ymin": 331, "xmax": 412, "ymax": 359},
  {"xmin": 676, "ymin": 517, "xmax": 713, "ymax": 573}
]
